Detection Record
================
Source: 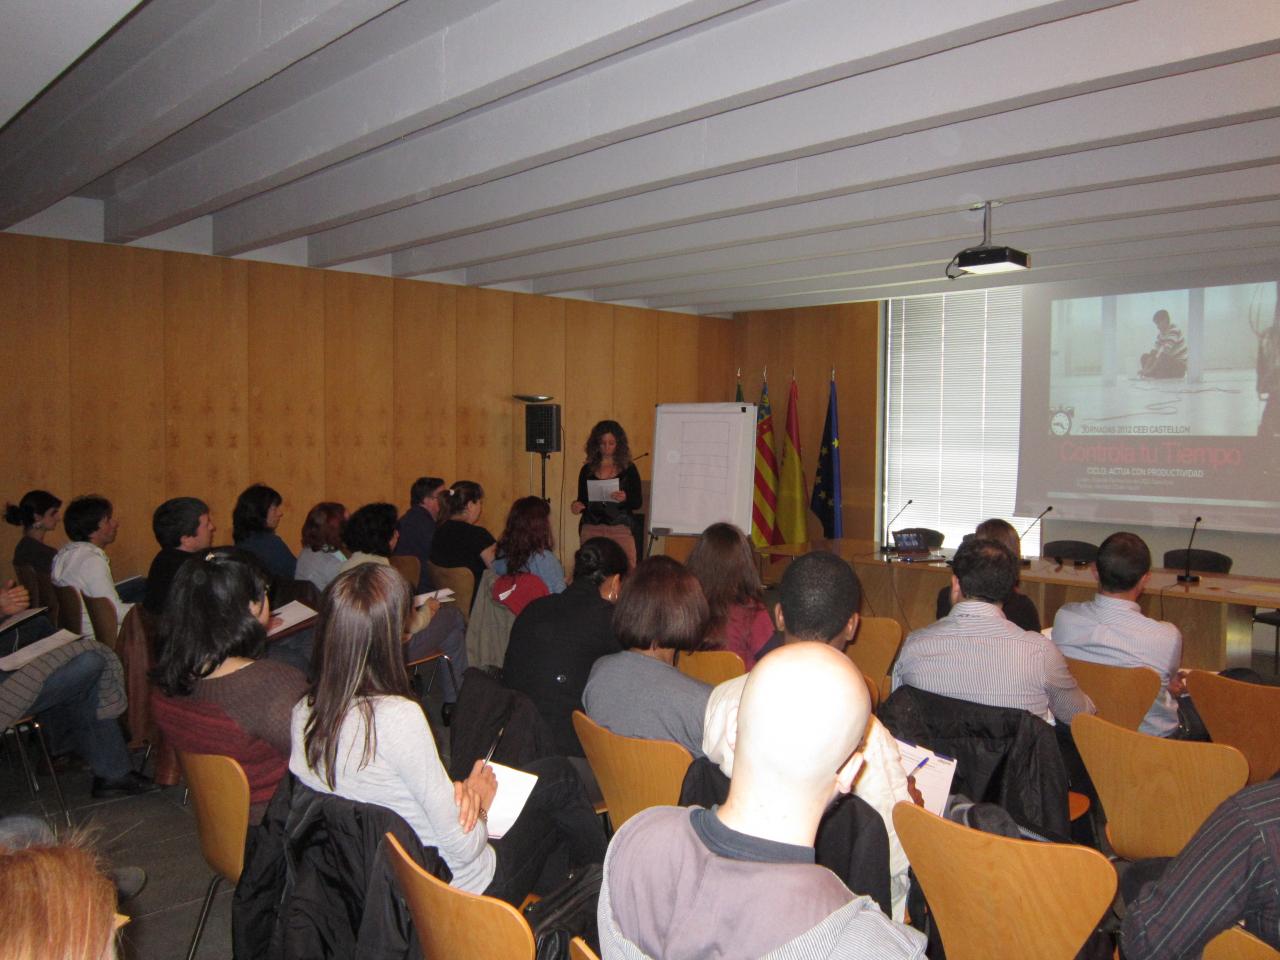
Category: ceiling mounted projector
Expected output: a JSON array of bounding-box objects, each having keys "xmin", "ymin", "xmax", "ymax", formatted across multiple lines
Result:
[{"xmin": 946, "ymin": 201, "xmax": 1030, "ymax": 279}]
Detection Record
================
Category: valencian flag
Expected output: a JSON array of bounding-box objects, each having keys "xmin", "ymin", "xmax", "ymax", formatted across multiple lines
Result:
[
  {"xmin": 777, "ymin": 377, "xmax": 809, "ymax": 545},
  {"xmin": 810, "ymin": 374, "xmax": 843, "ymax": 538},
  {"xmin": 750, "ymin": 377, "xmax": 781, "ymax": 548}
]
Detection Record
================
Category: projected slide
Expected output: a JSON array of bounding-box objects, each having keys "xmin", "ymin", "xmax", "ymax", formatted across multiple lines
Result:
[{"xmin": 1018, "ymin": 276, "xmax": 1280, "ymax": 532}]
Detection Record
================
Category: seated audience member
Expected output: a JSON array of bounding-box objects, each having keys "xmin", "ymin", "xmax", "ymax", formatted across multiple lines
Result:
[
  {"xmin": 1053, "ymin": 532, "xmax": 1182, "ymax": 737},
  {"xmin": 142, "ymin": 497, "xmax": 214, "ymax": 615},
  {"xmin": 703, "ymin": 550, "xmax": 915, "ymax": 921},
  {"xmin": 0, "ymin": 581, "xmax": 154, "ymax": 798},
  {"xmin": 893, "ymin": 537, "xmax": 1095, "ymax": 725},
  {"xmin": 0, "ymin": 837, "xmax": 120, "ymax": 960},
  {"xmin": 52, "ymin": 495, "xmax": 133, "ymax": 641},
  {"xmin": 5, "ymin": 489, "xmax": 62, "ymax": 576},
  {"xmin": 935, "ymin": 518, "xmax": 1041, "ymax": 631},
  {"xmin": 394, "ymin": 476, "xmax": 444, "ymax": 593},
  {"xmin": 340, "ymin": 502, "xmax": 467, "ymax": 705},
  {"xmin": 504, "ymin": 538, "xmax": 627, "ymax": 758},
  {"xmin": 430, "ymin": 481, "xmax": 496, "ymax": 595},
  {"xmin": 150, "ymin": 553, "xmax": 308, "ymax": 823},
  {"xmin": 1122, "ymin": 776, "xmax": 1280, "ymax": 959},
  {"xmin": 295, "ymin": 502, "xmax": 347, "ymax": 593},
  {"xmin": 582, "ymin": 556, "xmax": 712, "ymax": 756},
  {"xmin": 492, "ymin": 496, "xmax": 566, "ymax": 595},
  {"xmin": 289, "ymin": 563, "xmax": 606, "ymax": 904},
  {"xmin": 599, "ymin": 641, "xmax": 927, "ymax": 959},
  {"xmin": 685, "ymin": 522, "xmax": 775, "ymax": 669},
  {"xmin": 232, "ymin": 483, "xmax": 296, "ymax": 580}
]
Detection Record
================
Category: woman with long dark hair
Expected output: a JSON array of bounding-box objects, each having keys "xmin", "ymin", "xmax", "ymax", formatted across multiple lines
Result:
[
  {"xmin": 429, "ymin": 481, "xmax": 496, "ymax": 592},
  {"xmin": 289, "ymin": 564, "xmax": 605, "ymax": 904},
  {"xmin": 232, "ymin": 483, "xmax": 296, "ymax": 579},
  {"xmin": 686, "ymin": 522, "xmax": 775, "ymax": 669},
  {"xmin": 151, "ymin": 552, "xmax": 308, "ymax": 823},
  {"xmin": 569, "ymin": 419, "xmax": 642, "ymax": 568},
  {"xmin": 4, "ymin": 489, "xmax": 62, "ymax": 576},
  {"xmin": 492, "ymin": 496, "xmax": 565, "ymax": 594}
]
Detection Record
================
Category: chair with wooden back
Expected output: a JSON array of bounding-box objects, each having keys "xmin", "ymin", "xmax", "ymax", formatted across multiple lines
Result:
[
  {"xmin": 569, "ymin": 937, "xmax": 602, "ymax": 960},
  {"xmin": 861, "ymin": 670, "xmax": 880, "ymax": 712},
  {"xmin": 389, "ymin": 554, "xmax": 421, "ymax": 593},
  {"xmin": 1071, "ymin": 713, "xmax": 1248, "ymax": 860},
  {"xmin": 177, "ymin": 752, "xmax": 250, "ymax": 960},
  {"xmin": 385, "ymin": 831, "xmax": 535, "ymax": 960},
  {"xmin": 52, "ymin": 583, "xmax": 83, "ymax": 634},
  {"xmin": 427, "ymin": 562, "xmax": 475, "ymax": 624},
  {"xmin": 1187, "ymin": 670, "xmax": 1280, "ymax": 784},
  {"xmin": 1064, "ymin": 658, "xmax": 1162, "ymax": 732},
  {"xmin": 893, "ymin": 801, "xmax": 1116, "ymax": 960},
  {"xmin": 676, "ymin": 649, "xmax": 745, "ymax": 686},
  {"xmin": 83, "ymin": 594, "xmax": 120, "ymax": 650},
  {"xmin": 1203, "ymin": 927, "xmax": 1280, "ymax": 960},
  {"xmin": 847, "ymin": 616, "xmax": 903, "ymax": 692},
  {"xmin": 572, "ymin": 710, "xmax": 692, "ymax": 831}
]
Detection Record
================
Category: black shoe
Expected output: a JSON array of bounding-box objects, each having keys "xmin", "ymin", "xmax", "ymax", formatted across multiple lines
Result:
[
  {"xmin": 92, "ymin": 771, "xmax": 160, "ymax": 799},
  {"xmin": 441, "ymin": 702, "xmax": 455, "ymax": 727}
]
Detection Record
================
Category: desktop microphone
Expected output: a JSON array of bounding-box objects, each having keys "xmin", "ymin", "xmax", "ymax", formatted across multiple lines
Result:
[
  {"xmin": 881, "ymin": 499, "xmax": 913, "ymax": 554},
  {"xmin": 1177, "ymin": 516, "xmax": 1203, "ymax": 584},
  {"xmin": 1018, "ymin": 505, "xmax": 1052, "ymax": 566}
]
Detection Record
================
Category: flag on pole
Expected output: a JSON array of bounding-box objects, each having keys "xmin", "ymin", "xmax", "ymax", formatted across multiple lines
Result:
[
  {"xmin": 811, "ymin": 374, "xmax": 843, "ymax": 538},
  {"xmin": 776, "ymin": 377, "xmax": 809, "ymax": 545},
  {"xmin": 750, "ymin": 377, "xmax": 780, "ymax": 548},
  {"xmin": 735, "ymin": 368, "xmax": 744, "ymax": 402}
]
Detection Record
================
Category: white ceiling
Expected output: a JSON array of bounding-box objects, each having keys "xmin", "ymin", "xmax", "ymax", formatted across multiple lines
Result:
[{"xmin": 3, "ymin": 0, "xmax": 1280, "ymax": 314}]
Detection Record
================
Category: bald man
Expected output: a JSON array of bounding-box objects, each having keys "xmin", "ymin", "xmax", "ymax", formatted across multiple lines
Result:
[{"xmin": 597, "ymin": 642, "xmax": 926, "ymax": 960}]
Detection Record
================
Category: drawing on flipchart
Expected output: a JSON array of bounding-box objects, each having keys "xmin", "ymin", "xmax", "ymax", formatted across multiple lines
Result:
[{"xmin": 674, "ymin": 420, "xmax": 730, "ymax": 493}]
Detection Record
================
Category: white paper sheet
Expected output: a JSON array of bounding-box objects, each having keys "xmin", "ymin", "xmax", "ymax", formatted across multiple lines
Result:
[
  {"xmin": 895, "ymin": 740, "xmax": 958, "ymax": 817},
  {"xmin": 586, "ymin": 477, "xmax": 620, "ymax": 502},
  {"xmin": 484, "ymin": 761, "xmax": 539, "ymax": 839}
]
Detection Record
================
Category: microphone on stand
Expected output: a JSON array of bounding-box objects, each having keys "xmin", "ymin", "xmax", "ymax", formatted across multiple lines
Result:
[
  {"xmin": 1177, "ymin": 516, "xmax": 1203, "ymax": 584},
  {"xmin": 1018, "ymin": 505, "xmax": 1053, "ymax": 566},
  {"xmin": 881, "ymin": 499, "xmax": 913, "ymax": 554}
]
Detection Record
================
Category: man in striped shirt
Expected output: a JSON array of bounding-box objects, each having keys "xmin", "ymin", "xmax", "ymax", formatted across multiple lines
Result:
[
  {"xmin": 1122, "ymin": 777, "xmax": 1280, "ymax": 959},
  {"xmin": 892, "ymin": 538, "xmax": 1094, "ymax": 725},
  {"xmin": 1052, "ymin": 532, "xmax": 1182, "ymax": 737},
  {"xmin": 1140, "ymin": 309, "xmax": 1188, "ymax": 379}
]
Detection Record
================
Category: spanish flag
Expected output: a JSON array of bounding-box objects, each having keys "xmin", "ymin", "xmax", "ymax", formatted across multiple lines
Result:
[
  {"xmin": 776, "ymin": 377, "xmax": 809, "ymax": 545},
  {"xmin": 751, "ymin": 379, "xmax": 780, "ymax": 548}
]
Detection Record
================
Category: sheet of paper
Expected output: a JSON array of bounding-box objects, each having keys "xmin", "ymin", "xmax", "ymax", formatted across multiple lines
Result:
[
  {"xmin": 413, "ymin": 588, "xmax": 455, "ymax": 608},
  {"xmin": 484, "ymin": 761, "xmax": 539, "ymax": 839},
  {"xmin": 0, "ymin": 607, "xmax": 47, "ymax": 634},
  {"xmin": 586, "ymin": 477, "xmax": 620, "ymax": 502},
  {"xmin": 114, "ymin": 574, "xmax": 144, "ymax": 589},
  {"xmin": 895, "ymin": 740, "xmax": 958, "ymax": 817},
  {"xmin": 268, "ymin": 600, "xmax": 317, "ymax": 637},
  {"xmin": 0, "ymin": 629, "xmax": 81, "ymax": 671}
]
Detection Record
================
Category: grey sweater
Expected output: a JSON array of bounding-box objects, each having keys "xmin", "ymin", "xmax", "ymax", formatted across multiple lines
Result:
[{"xmin": 582, "ymin": 651, "xmax": 711, "ymax": 757}]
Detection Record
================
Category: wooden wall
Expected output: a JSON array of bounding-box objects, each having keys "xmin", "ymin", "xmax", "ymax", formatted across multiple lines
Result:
[{"xmin": 0, "ymin": 233, "xmax": 743, "ymax": 577}]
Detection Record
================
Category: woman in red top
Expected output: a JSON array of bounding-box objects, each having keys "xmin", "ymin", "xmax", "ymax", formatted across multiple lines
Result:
[
  {"xmin": 151, "ymin": 552, "xmax": 308, "ymax": 822},
  {"xmin": 685, "ymin": 522, "xmax": 776, "ymax": 670}
]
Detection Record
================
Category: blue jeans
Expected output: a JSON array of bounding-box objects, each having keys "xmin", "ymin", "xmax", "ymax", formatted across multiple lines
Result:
[{"xmin": 29, "ymin": 650, "xmax": 132, "ymax": 780}]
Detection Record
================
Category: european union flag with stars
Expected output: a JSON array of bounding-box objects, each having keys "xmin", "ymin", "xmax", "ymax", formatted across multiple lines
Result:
[{"xmin": 810, "ymin": 377, "xmax": 842, "ymax": 538}]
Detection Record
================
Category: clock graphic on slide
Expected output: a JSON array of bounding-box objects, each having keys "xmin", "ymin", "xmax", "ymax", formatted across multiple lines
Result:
[{"xmin": 1050, "ymin": 406, "xmax": 1074, "ymax": 436}]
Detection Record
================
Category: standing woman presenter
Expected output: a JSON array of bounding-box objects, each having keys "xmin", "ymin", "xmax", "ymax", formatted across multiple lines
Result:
[{"xmin": 570, "ymin": 420, "xmax": 642, "ymax": 568}]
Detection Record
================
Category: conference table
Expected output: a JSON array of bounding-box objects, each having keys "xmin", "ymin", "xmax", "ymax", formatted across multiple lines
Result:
[{"xmin": 753, "ymin": 538, "xmax": 1280, "ymax": 670}]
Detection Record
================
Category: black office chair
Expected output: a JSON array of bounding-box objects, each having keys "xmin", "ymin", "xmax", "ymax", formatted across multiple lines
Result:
[
  {"xmin": 898, "ymin": 527, "xmax": 944, "ymax": 549},
  {"xmin": 1162, "ymin": 549, "xmax": 1233, "ymax": 575},
  {"xmin": 1042, "ymin": 540, "xmax": 1098, "ymax": 564}
]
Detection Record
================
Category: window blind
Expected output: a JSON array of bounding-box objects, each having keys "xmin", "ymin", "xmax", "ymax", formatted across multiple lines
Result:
[{"xmin": 884, "ymin": 287, "xmax": 1040, "ymax": 555}]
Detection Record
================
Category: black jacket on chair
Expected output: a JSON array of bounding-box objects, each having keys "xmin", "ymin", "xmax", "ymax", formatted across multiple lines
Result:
[
  {"xmin": 878, "ymin": 685, "xmax": 1070, "ymax": 839},
  {"xmin": 448, "ymin": 666, "xmax": 556, "ymax": 781},
  {"xmin": 232, "ymin": 774, "xmax": 451, "ymax": 960}
]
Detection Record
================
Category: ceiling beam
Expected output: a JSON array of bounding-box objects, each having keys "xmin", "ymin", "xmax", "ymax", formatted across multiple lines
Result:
[
  {"xmin": 0, "ymin": 0, "xmax": 406, "ymax": 229},
  {"xmin": 104, "ymin": 0, "xmax": 759, "ymax": 242}
]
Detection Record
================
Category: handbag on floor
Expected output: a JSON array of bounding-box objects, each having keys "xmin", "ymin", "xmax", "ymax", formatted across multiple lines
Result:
[{"xmin": 522, "ymin": 862, "xmax": 603, "ymax": 960}]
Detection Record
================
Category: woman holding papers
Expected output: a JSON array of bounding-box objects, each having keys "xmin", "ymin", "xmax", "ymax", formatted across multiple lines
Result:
[
  {"xmin": 290, "ymin": 563, "xmax": 605, "ymax": 904},
  {"xmin": 570, "ymin": 419, "xmax": 642, "ymax": 568},
  {"xmin": 151, "ymin": 552, "xmax": 308, "ymax": 823}
]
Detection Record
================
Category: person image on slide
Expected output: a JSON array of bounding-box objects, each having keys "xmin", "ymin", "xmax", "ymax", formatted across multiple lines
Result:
[{"xmin": 1139, "ymin": 309, "xmax": 1187, "ymax": 380}]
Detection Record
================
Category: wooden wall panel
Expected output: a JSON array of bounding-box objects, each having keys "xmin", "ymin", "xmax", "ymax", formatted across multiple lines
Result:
[
  {"xmin": 512, "ymin": 294, "xmax": 567, "ymax": 545},
  {"xmin": 163, "ymin": 252, "xmax": 250, "ymax": 549},
  {"xmin": 0, "ymin": 235, "xmax": 70, "ymax": 573},
  {"xmin": 324, "ymin": 272, "xmax": 395, "ymax": 508},
  {"xmin": 562, "ymin": 300, "xmax": 615, "ymax": 555},
  {"xmin": 613, "ymin": 307, "xmax": 659, "ymax": 485},
  {"xmin": 393, "ymin": 279, "xmax": 458, "ymax": 506},
  {"xmin": 656, "ymin": 312, "xmax": 699, "ymax": 405},
  {"xmin": 247, "ymin": 262, "xmax": 325, "ymax": 550},
  {"xmin": 697, "ymin": 316, "xmax": 736, "ymax": 402},
  {"xmin": 455, "ymin": 287, "xmax": 514, "ymax": 530},
  {"xmin": 832, "ymin": 302, "xmax": 881, "ymax": 539},
  {"xmin": 68, "ymin": 243, "xmax": 166, "ymax": 577}
]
